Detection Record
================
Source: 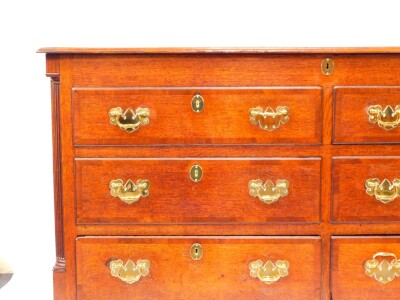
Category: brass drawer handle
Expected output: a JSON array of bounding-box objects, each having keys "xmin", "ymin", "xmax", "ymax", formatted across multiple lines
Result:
[
  {"xmin": 365, "ymin": 178, "xmax": 400, "ymax": 204},
  {"xmin": 364, "ymin": 252, "xmax": 400, "ymax": 284},
  {"xmin": 249, "ymin": 179, "xmax": 289, "ymax": 204},
  {"xmin": 109, "ymin": 107, "xmax": 150, "ymax": 132},
  {"xmin": 249, "ymin": 259, "xmax": 289, "ymax": 284},
  {"xmin": 249, "ymin": 106, "xmax": 289, "ymax": 131},
  {"xmin": 109, "ymin": 179, "xmax": 150, "ymax": 204},
  {"xmin": 367, "ymin": 105, "xmax": 400, "ymax": 130},
  {"xmin": 110, "ymin": 259, "xmax": 150, "ymax": 284}
]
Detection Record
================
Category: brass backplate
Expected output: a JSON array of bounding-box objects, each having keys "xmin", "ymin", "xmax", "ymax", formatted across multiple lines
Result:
[
  {"xmin": 191, "ymin": 94, "xmax": 204, "ymax": 112},
  {"xmin": 367, "ymin": 105, "xmax": 400, "ymax": 130},
  {"xmin": 365, "ymin": 252, "xmax": 400, "ymax": 284},
  {"xmin": 109, "ymin": 259, "xmax": 150, "ymax": 284},
  {"xmin": 190, "ymin": 243, "xmax": 203, "ymax": 260},
  {"xmin": 321, "ymin": 58, "xmax": 334, "ymax": 75},
  {"xmin": 190, "ymin": 165, "xmax": 203, "ymax": 182}
]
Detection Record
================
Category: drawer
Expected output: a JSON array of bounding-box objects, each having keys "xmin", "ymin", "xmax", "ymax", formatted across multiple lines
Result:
[
  {"xmin": 76, "ymin": 158, "xmax": 321, "ymax": 224},
  {"xmin": 72, "ymin": 88, "xmax": 322, "ymax": 145},
  {"xmin": 332, "ymin": 236, "xmax": 400, "ymax": 300},
  {"xmin": 332, "ymin": 157, "xmax": 400, "ymax": 223},
  {"xmin": 76, "ymin": 236, "xmax": 321, "ymax": 300},
  {"xmin": 333, "ymin": 87, "xmax": 400, "ymax": 144}
]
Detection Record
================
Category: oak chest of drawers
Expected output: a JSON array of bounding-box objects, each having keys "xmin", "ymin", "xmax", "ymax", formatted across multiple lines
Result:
[{"xmin": 39, "ymin": 47, "xmax": 400, "ymax": 299}]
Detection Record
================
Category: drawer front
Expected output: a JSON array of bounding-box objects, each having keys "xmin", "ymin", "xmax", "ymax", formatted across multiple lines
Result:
[
  {"xmin": 73, "ymin": 88, "xmax": 322, "ymax": 145},
  {"xmin": 332, "ymin": 237, "xmax": 400, "ymax": 300},
  {"xmin": 333, "ymin": 87, "xmax": 400, "ymax": 144},
  {"xmin": 332, "ymin": 157, "xmax": 400, "ymax": 223},
  {"xmin": 76, "ymin": 158, "xmax": 321, "ymax": 224},
  {"xmin": 76, "ymin": 237, "xmax": 321, "ymax": 300}
]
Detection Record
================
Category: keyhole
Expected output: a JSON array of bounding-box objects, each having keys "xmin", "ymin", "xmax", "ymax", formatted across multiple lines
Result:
[
  {"xmin": 321, "ymin": 58, "xmax": 334, "ymax": 75},
  {"xmin": 191, "ymin": 94, "xmax": 204, "ymax": 112},
  {"xmin": 190, "ymin": 243, "xmax": 203, "ymax": 260},
  {"xmin": 190, "ymin": 165, "xmax": 203, "ymax": 182}
]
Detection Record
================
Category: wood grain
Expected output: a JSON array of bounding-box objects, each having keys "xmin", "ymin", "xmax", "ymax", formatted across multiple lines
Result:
[
  {"xmin": 46, "ymin": 56, "xmax": 67, "ymax": 300},
  {"xmin": 332, "ymin": 236, "xmax": 400, "ymax": 300},
  {"xmin": 332, "ymin": 157, "xmax": 400, "ymax": 222},
  {"xmin": 69, "ymin": 54, "xmax": 400, "ymax": 87},
  {"xmin": 75, "ymin": 158, "xmax": 321, "ymax": 224},
  {"xmin": 37, "ymin": 47, "xmax": 400, "ymax": 54},
  {"xmin": 49, "ymin": 75, "xmax": 65, "ymax": 272},
  {"xmin": 333, "ymin": 87, "xmax": 400, "ymax": 144},
  {"xmin": 73, "ymin": 88, "xmax": 322, "ymax": 145},
  {"xmin": 76, "ymin": 236, "xmax": 321, "ymax": 300},
  {"xmin": 59, "ymin": 56, "xmax": 76, "ymax": 300},
  {"xmin": 46, "ymin": 54, "xmax": 60, "ymax": 77},
  {"xmin": 75, "ymin": 144, "xmax": 400, "ymax": 158},
  {"xmin": 76, "ymin": 223, "xmax": 400, "ymax": 236},
  {"xmin": 40, "ymin": 49, "xmax": 400, "ymax": 300}
]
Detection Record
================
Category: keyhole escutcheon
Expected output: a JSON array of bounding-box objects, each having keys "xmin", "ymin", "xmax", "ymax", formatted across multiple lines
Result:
[
  {"xmin": 191, "ymin": 94, "xmax": 204, "ymax": 112},
  {"xmin": 321, "ymin": 58, "xmax": 334, "ymax": 75},
  {"xmin": 190, "ymin": 164, "xmax": 203, "ymax": 182},
  {"xmin": 190, "ymin": 243, "xmax": 203, "ymax": 260}
]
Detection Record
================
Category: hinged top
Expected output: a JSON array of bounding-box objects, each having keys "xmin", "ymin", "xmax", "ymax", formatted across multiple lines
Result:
[{"xmin": 37, "ymin": 47, "xmax": 400, "ymax": 54}]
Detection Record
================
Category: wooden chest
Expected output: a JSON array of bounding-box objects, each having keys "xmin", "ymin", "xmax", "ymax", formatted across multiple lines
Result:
[{"xmin": 39, "ymin": 47, "xmax": 400, "ymax": 299}]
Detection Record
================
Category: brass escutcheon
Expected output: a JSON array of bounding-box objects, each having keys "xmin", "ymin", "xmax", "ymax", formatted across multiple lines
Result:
[
  {"xmin": 190, "ymin": 165, "xmax": 203, "ymax": 182},
  {"xmin": 192, "ymin": 94, "xmax": 204, "ymax": 112},
  {"xmin": 190, "ymin": 243, "xmax": 203, "ymax": 260},
  {"xmin": 321, "ymin": 58, "xmax": 334, "ymax": 75}
]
